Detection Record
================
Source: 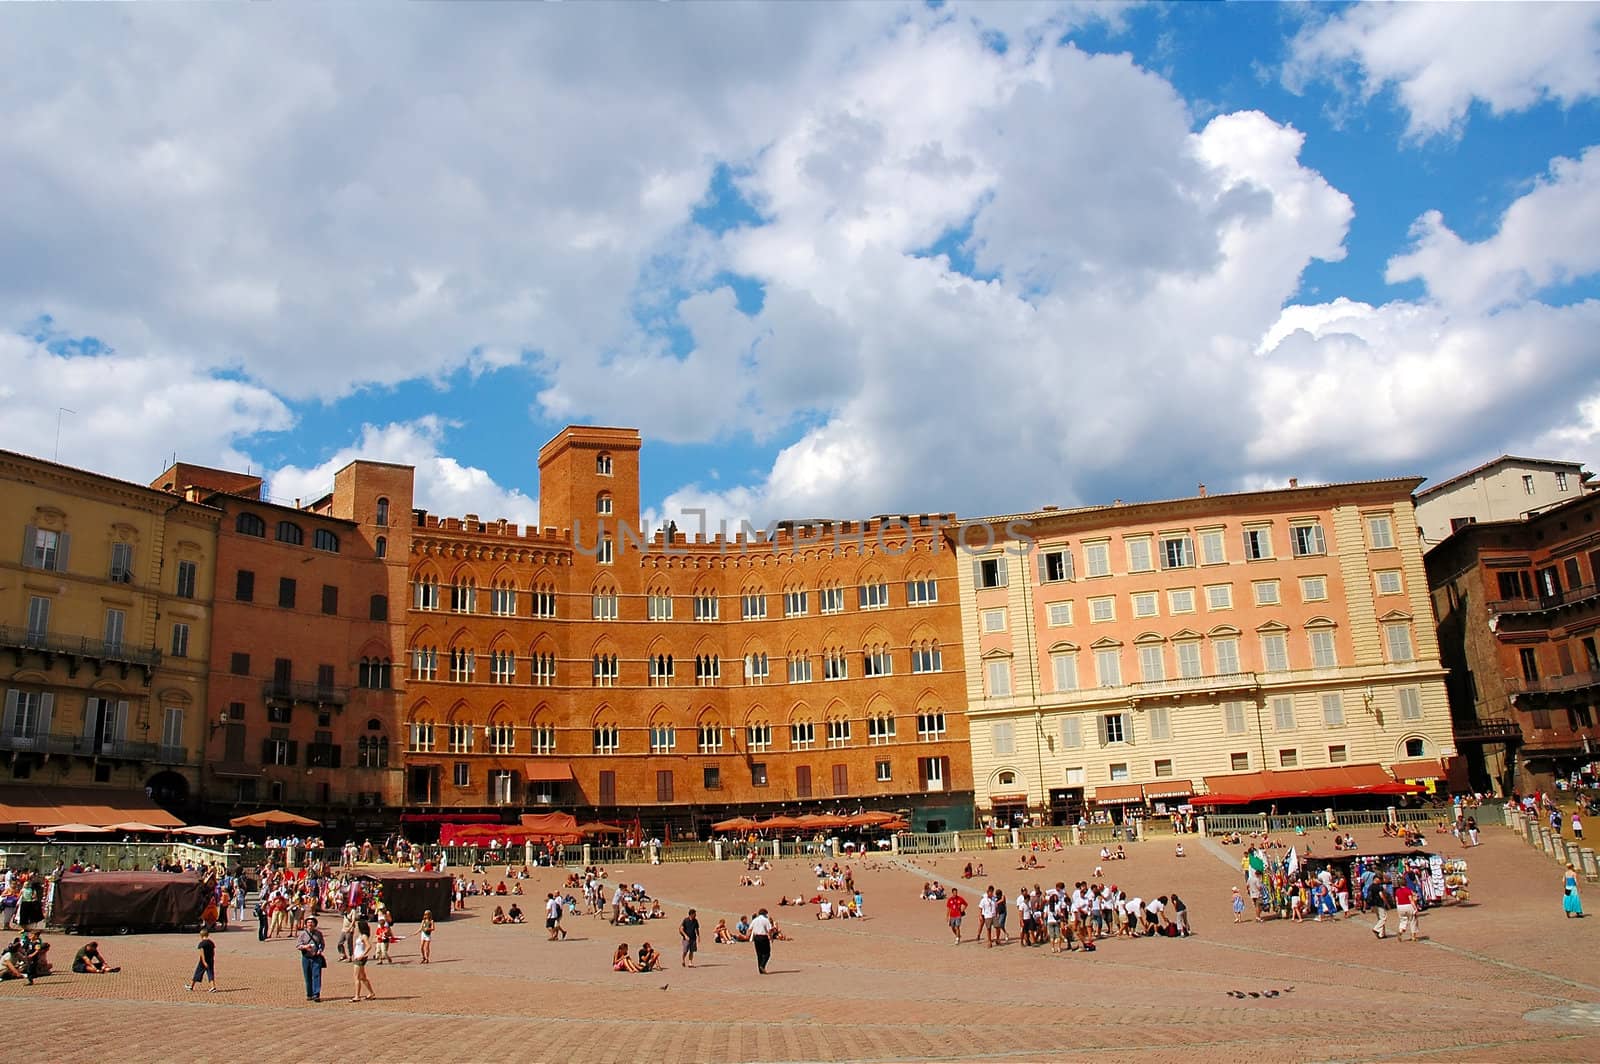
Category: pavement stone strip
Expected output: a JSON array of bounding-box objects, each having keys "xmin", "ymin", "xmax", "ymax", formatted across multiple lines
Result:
[{"xmin": 3, "ymin": 825, "xmax": 1597, "ymax": 1063}]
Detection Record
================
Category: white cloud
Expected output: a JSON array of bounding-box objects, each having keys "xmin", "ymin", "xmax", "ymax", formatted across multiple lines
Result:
[
  {"xmin": 1386, "ymin": 147, "xmax": 1600, "ymax": 308},
  {"xmin": 1286, "ymin": 4, "xmax": 1600, "ymax": 138},
  {"xmin": 268, "ymin": 418, "xmax": 539, "ymax": 528},
  {"xmin": 0, "ymin": 331, "xmax": 291, "ymax": 483}
]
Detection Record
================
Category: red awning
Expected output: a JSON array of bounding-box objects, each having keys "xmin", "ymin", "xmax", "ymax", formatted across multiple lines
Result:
[
  {"xmin": 1199, "ymin": 764, "xmax": 1420, "ymax": 805},
  {"xmin": 1093, "ymin": 784, "xmax": 1146, "ymax": 805},
  {"xmin": 524, "ymin": 762, "xmax": 574, "ymax": 782},
  {"xmin": 1391, "ymin": 758, "xmax": 1446, "ymax": 780},
  {"xmin": 399, "ymin": 813, "xmax": 501, "ymax": 824},
  {"xmin": 1142, "ymin": 781, "xmax": 1194, "ymax": 801},
  {"xmin": 988, "ymin": 793, "xmax": 1029, "ymax": 804},
  {"xmin": 0, "ymin": 785, "xmax": 184, "ymax": 828}
]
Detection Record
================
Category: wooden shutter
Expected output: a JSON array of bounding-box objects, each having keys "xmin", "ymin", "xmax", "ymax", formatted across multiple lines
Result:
[
  {"xmin": 113, "ymin": 700, "xmax": 129, "ymax": 741},
  {"xmin": 599, "ymin": 770, "xmax": 616, "ymax": 805},
  {"xmin": 286, "ymin": 740, "xmax": 299, "ymax": 766},
  {"xmin": 20, "ymin": 525, "xmax": 35, "ymax": 568},
  {"xmin": 1121, "ymin": 711, "xmax": 1134, "ymax": 746},
  {"xmin": 1, "ymin": 690, "xmax": 18, "ymax": 737},
  {"xmin": 83, "ymin": 697, "xmax": 100, "ymax": 742},
  {"xmin": 832, "ymin": 763, "xmax": 848, "ymax": 796},
  {"xmin": 261, "ymin": 739, "xmax": 275, "ymax": 764},
  {"xmin": 1096, "ymin": 715, "xmax": 1108, "ymax": 747},
  {"xmin": 796, "ymin": 764, "xmax": 812, "ymax": 798},
  {"xmin": 56, "ymin": 533, "xmax": 70, "ymax": 571},
  {"xmin": 37, "ymin": 694, "xmax": 54, "ymax": 738},
  {"xmin": 971, "ymin": 559, "xmax": 984, "ymax": 587}
]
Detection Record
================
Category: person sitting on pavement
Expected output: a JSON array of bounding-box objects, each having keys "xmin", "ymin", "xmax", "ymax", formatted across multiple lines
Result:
[
  {"xmin": 507, "ymin": 903, "xmax": 525, "ymax": 924},
  {"xmin": 733, "ymin": 916, "xmax": 751, "ymax": 941},
  {"xmin": 492, "ymin": 905, "xmax": 508, "ymax": 925},
  {"xmin": 637, "ymin": 942, "xmax": 663, "ymax": 972},
  {"xmin": 612, "ymin": 943, "xmax": 640, "ymax": 973},
  {"xmin": 71, "ymin": 941, "xmax": 119, "ymax": 974}
]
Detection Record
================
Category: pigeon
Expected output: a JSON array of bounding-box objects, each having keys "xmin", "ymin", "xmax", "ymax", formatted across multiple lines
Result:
[{"xmin": 660, "ymin": 984, "xmax": 669, "ymax": 991}]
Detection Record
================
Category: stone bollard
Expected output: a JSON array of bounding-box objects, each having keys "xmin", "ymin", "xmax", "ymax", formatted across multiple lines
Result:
[
  {"xmin": 1196, "ymin": 815, "xmax": 1207, "ymax": 837},
  {"xmin": 1071, "ymin": 825, "xmax": 1082, "ymax": 847},
  {"xmin": 1540, "ymin": 829, "xmax": 1556, "ymax": 857},
  {"xmin": 582, "ymin": 843, "xmax": 593, "ymax": 866},
  {"xmin": 890, "ymin": 834, "xmax": 900, "ymax": 854},
  {"xmin": 1325, "ymin": 808, "xmax": 1336, "ymax": 829},
  {"xmin": 713, "ymin": 840, "xmax": 724, "ymax": 861},
  {"xmin": 649, "ymin": 843, "xmax": 661, "ymax": 865},
  {"xmin": 771, "ymin": 839, "xmax": 780, "ymax": 861},
  {"xmin": 1581, "ymin": 848, "xmax": 1598, "ymax": 880},
  {"xmin": 1011, "ymin": 828, "xmax": 1021, "ymax": 850}
]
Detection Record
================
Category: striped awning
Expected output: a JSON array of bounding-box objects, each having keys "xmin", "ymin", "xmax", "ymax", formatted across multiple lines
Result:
[{"xmin": 1092, "ymin": 783, "xmax": 1146, "ymax": 805}]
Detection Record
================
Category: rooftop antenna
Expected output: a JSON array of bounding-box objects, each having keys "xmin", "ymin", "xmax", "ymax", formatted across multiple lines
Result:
[{"xmin": 54, "ymin": 407, "xmax": 75, "ymax": 461}]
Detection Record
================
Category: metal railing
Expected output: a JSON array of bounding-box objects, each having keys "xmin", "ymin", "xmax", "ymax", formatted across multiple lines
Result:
[
  {"xmin": 1490, "ymin": 582, "xmax": 1600, "ymax": 617},
  {"xmin": 0, "ymin": 732, "xmax": 183, "ymax": 761},
  {"xmin": 1504, "ymin": 671, "xmax": 1600, "ymax": 696},
  {"xmin": 262, "ymin": 680, "xmax": 350, "ymax": 706},
  {"xmin": 2, "ymin": 841, "xmax": 231, "ymax": 873},
  {"xmin": 0, "ymin": 625, "xmax": 162, "ymax": 668},
  {"xmin": 658, "ymin": 842, "xmax": 715, "ymax": 863},
  {"xmin": 1453, "ymin": 717, "xmax": 1523, "ymax": 742},
  {"xmin": 1130, "ymin": 671, "xmax": 1260, "ymax": 700}
]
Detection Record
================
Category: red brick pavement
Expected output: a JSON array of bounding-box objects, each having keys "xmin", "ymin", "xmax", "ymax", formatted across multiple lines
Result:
[{"xmin": 4, "ymin": 824, "xmax": 1598, "ymax": 1062}]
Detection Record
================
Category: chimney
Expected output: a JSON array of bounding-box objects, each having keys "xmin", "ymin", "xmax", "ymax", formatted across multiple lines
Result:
[
  {"xmin": 1113, "ymin": 499, "xmax": 1123, "ymax": 506},
  {"xmin": 1288, "ymin": 478, "xmax": 1299, "ymax": 489},
  {"xmin": 1041, "ymin": 505, "xmax": 1058, "ymax": 512},
  {"xmin": 1197, "ymin": 483, "xmax": 1207, "ymax": 497}
]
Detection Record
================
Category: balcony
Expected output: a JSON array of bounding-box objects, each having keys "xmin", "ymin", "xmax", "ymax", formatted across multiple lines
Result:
[
  {"xmin": 0, "ymin": 732, "xmax": 77, "ymax": 756},
  {"xmin": 0, "ymin": 625, "xmax": 162, "ymax": 684},
  {"xmin": 1490, "ymin": 582, "xmax": 1600, "ymax": 621},
  {"xmin": 1129, "ymin": 671, "xmax": 1260, "ymax": 704},
  {"xmin": 0, "ymin": 731, "xmax": 191, "ymax": 763},
  {"xmin": 1451, "ymin": 717, "xmax": 1523, "ymax": 744},
  {"xmin": 262, "ymin": 680, "xmax": 350, "ymax": 708},
  {"xmin": 1503, "ymin": 671, "xmax": 1600, "ymax": 699}
]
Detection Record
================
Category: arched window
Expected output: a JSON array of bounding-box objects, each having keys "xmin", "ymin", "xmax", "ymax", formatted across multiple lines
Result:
[
  {"xmin": 275, "ymin": 521, "xmax": 303, "ymax": 545},
  {"xmin": 314, "ymin": 529, "xmax": 340, "ymax": 553},
  {"xmin": 1405, "ymin": 737, "xmax": 1425, "ymax": 758},
  {"xmin": 596, "ymin": 451, "xmax": 613, "ymax": 476},
  {"xmin": 236, "ymin": 513, "xmax": 266, "ymax": 537},
  {"xmin": 375, "ymin": 497, "xmax": 390, "ymax": 527},
  {"xmin": 597, "ymin": 491, "xmax": 613, "ymax": 516},
  {"xmin": 375, "ymin": 535, "xmax": 387, "ymax": 559},
  {"xmin": 997, "ymin": 770, "xmax": 1017, "ymax": 786}
]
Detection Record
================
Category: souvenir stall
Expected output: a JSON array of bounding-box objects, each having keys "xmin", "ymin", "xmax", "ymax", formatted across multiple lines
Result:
[
  {"xmin": 354, "ymin": 869, "xmax": 453, "ymax": 922},
  {"xmin": 1304, "ymin": 850, "xmax": 1470, "ymax": 906}
]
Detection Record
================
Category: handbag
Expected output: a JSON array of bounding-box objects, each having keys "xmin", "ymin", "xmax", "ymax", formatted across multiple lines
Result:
[{"xmin": 315, "ymin": 952, "xmax": 328, "ymax": 968}]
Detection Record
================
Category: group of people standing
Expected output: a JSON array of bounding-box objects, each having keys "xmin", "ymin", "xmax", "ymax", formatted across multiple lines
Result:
[{"xmin": 944, "ymin": 882, "xmax": 1190, "ymax": 951}]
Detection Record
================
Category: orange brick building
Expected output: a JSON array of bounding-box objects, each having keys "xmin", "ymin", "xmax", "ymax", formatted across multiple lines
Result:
[
  {"xmin": 153, "ymin": 461, "xmax": 413, "ymax": 828},
  {"xmin": 403, "ymin": 427, "xmax": 973, "ymax": 835},
  {"xmin": 1426, "ymin": 487, "xmax": 1600, "ymax": 794}
]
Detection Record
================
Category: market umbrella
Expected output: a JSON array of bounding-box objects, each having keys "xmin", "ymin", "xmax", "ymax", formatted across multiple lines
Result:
[
  {"xmin": 712, "ymin": 816, "xmax": 758, "ymax": 832},
  {"xmin": 35, "ymin": 823, "xmax": 113, "ymax": 836},
  {"xmin": 577, "ymin": 821, "xmax": 626, "ymax": 836},
  {"xmin": 795, "ymin": 813, "xmax": 848, "ymax": 830},
  {"xmin": 757, "ymin": 815, "xmax": 805, "ymax": 830},
  {"xmin": 845, "ymin": 811, "xmax": 902, "ymax": 828},
  {"xmin": 107, "ymin": 821, "xmax": 176, "ymax": 834},
  {"xmin": 229, "ymin": 809, "xmax": 322, "ymax": 830},
  {"xmin": 176, "ymin": 825, "xmax": 235, "ymax": 837}
]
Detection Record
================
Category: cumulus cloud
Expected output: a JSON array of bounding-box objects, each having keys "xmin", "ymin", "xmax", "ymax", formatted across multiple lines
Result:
[
  {"xmin": 268, "ymin": 418, "xmax": 539, "ymax": 528},
  {"xmin": 1386, "ymin": 147, "xmax": 1600, "ymax": 309},
  {"xmin": 0, "ymin": 329, "xmax": 292, "ymax": 483},
  {"xmin": 1286, "ymin": 3, "xmax": 1600, "ymax": 138}
]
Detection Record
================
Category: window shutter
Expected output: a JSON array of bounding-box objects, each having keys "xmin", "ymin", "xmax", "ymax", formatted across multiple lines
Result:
[
  {"xmin": 20, "ymin": 525, "xmax": 36, "ymax": 568},
  {"xmin": 996, "ymin": 559, "xmax": 1008, "ymax": 587},
  {"xmin": 971, "ymin": 559, "xmax": 983, "ymax": 587},
  {"xmin": 261, "ymin": 739, "xmax": 275, "ymax": 763},
  {"xmin": 1037, "ymin": 550, "xmax": 1047, "ymax": 584},
  {"xmin": 37, "ymin": 694, "xmax": 54, "ymax": 737},
  {"xmin": 83, "ymin": 698, "xmax": 100, "ymax": 741},
  {"xmin": 1096, "ymin": 715, "xmax": 1108, "ymax": 746},
  {"xmin": 330, "ymin": 743, "xmax": 343, "ymax": 769},
  {"xmin": 1121, "ymin": 712, "xmax": 1134, "ymax": 746},
  {"xmin": 114, "ymin": 700, "xmax": 130, "ymax": 740},
  {"xmin": 2, "ymin": 690, "xmax": 18, "ymax": 737},
  {"xmin": 286, "ymin": 740, "xmax": 299, "ymax": 766},
  {"xmin": 56, "ymin": 533, "xmax": 70, "ymax": 571}
]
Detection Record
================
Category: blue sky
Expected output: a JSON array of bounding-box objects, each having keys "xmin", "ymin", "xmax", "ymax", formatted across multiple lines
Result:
[{"xmin": 3, "ymin": 2, "xmax": 1599, "ymax": 527}]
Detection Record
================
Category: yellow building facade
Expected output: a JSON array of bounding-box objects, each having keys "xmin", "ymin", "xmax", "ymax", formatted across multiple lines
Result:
[
  {"xmin": 0, "ymin": 450, "xmax": 219, "ymax": 810},
  {"xmin": 955, "ymin": 478, "xmax": 1456, "ymax": 824}
]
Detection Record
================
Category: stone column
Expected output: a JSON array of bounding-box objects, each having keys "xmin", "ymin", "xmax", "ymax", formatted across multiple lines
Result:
[
  {"xmin": 1196, "ymin": 816, "xmax": 1207, "ymax": 837},
  {"xmin": 1580, "ymin": 848, "xmax": 1598, "ymax": 879},
  {"xmin": 1010, "ymin": 828, "xmax": 1021, "ymax": 849},
  {"xmin": 582, "ymin": 843, "xmax": 593, "ymax": 866},
  {"xmin": 713, "ymin": 841, "xmax": 724, "ymax": 861},
  {"xmin": 1325, "ymin": 808, "xmax": 1336, "ymax": 829}
]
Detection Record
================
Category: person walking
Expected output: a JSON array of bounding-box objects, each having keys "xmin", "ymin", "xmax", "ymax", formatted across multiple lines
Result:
[
  {"xmin": 1394, "ymin": 880, "xmax": 1419, "ymax": 942},
  {"xmin": 184, "ymin": 929, "xmax": 216, "ymax": 992},
  {"xmin": 296, "ymin": 916, "xmax": 326, "ymax": 1002},
  {"xmin": 1564, "ymin": 864, "xmax": 1585, "ymax": 918},
  {"xmin": 749, "ymin": 908, "xmax": 774, "ymax": 974},
  {"xmin": 945, "ymin": 888, "xmax": 967, "ymax": 944},
  {"xmin": 418, "ymin": 910, "xmax": 435, "ymax": 964},
  {"xmin": 1369, "ymin": 876, "xmax": 1391, "ymax": 939},
  {"xmin": 1574, "ymin": 811, "xmax": 1585, "ymax": 841},
  {"xmin": 350, "ymin": 919, "xmax": 376, "ymax": 1001},
  {"xmin": 545, "ymin": 893, "xmax": 567, "ymax": 941},
  {"xmin": 679, "ymin": 908, "xmax": 699, "ymax": 968}
]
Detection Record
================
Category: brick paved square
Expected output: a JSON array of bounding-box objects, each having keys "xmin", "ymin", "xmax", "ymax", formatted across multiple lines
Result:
[{"xmin": 4, "ymin": 824, "xmax": 1598, "ymax": 1062}]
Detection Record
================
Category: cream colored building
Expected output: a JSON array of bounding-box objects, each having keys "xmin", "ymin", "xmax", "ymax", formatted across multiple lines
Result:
[
  {"xmin": 1414, "ymin": 455, "xmax": 1591, "ymax": 549},
  {"xmin": 953, "ymin": 478, "xmax": 1457, "ymax": 824},
  {"xmin": 0, "ymin": 449, "xmax": 219, "ymax": 812}
]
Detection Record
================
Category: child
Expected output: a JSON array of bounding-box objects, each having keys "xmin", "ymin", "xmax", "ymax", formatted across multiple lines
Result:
[
  {"xmin": 1231, "ymin": 887, "xmax": 1246, "ymax": 923},
  {"xmin": 375, "ymin": 921, "xmax": 395, "ymax": 964},
  {"xmin": 185, "ymin": 928, "xmax": 216, "ymax": 992}
]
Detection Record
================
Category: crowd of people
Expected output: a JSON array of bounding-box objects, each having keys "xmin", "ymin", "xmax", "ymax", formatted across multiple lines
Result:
[{"xmin": 939, "ymin": 882, "xmax": 1192, "ymax": 951}]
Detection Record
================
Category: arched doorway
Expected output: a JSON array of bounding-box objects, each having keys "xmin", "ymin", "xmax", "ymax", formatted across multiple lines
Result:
[{"xmin": 145, "ymin": 769, "xmax": 190, "ymax": 807}]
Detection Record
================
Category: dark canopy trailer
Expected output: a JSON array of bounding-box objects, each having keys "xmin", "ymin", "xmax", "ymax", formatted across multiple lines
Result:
[
  {"xmin": 51, "ymin": 870, "xmax": 208, "ymax": 934},
  {"xmin": 360, "ymin": 870, "xmax": 453, "ymax": 923}
]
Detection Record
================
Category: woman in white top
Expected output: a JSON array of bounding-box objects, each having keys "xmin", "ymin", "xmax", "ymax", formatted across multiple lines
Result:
[{"xmin": 350, "ymin": 919, "xmax": 376, "ymax": 1001}]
